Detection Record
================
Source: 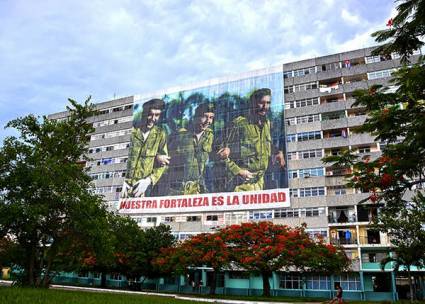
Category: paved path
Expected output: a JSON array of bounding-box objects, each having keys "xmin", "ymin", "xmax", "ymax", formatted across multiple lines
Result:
[{"xmin": 0, "ymin": 280, "xmax": 321, "ymax": 304}]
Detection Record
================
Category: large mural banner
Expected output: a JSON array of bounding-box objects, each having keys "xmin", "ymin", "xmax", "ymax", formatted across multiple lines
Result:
[{"xmin": 119, "ymin": 71, "xmax": 289, "ymax": 214}]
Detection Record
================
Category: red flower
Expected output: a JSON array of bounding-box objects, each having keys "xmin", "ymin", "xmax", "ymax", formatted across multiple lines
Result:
[
  {"xmin": 369, "ymin": 193, "xmax": 379, "ymax": 202},
  {"xmin": 380, "ymin": 173, "xmax": 394, "ymax": 188}
]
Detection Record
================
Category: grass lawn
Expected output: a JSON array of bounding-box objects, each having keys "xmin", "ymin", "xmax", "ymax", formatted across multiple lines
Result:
[
  {"xmin": 0, "ymin": 287, "xmax": 202, "ymax": 304},
  {"xmin": 1, "ymin": 286, "xmax": 425, "ymax": 304}
]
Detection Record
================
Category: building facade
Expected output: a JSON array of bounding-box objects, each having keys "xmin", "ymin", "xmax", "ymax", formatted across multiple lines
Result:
[{"xmin": 49, "ymin": 46, "xmax": 424, "ymax": 301}]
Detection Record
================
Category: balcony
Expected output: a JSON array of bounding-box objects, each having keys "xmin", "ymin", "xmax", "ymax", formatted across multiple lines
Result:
[
  {"xmin": 330, "ymin": 237, "xmax": 358, "ymax": 246},
  {"xmin": 325, "ymin": 167, "xmax": 352, "ymax": 178},
  {"xmin": 328, "ymin": 208, "xmax": 356, "ymax": 224},
  {"xmin": 320, "ymin": 100, "xmax": 346, "ymax": 113},
  {"xmin": 347, "ymin": 115, "xmax": 367, "ymax": 128},
  {"xmin": 359, "ymin": 233, "xmax": 390, "ymax": 246},
  {"xmin": 348, "ymin": 133, "xmax": 376, "ymax": 145}
]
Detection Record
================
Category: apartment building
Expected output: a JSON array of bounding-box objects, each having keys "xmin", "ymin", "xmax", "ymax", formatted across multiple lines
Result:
[{"xmin": 48, "ymin": 46, "xmax": 424, "ymax": 301}]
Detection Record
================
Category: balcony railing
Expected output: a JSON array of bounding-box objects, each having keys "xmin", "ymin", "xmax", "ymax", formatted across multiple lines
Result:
[
  {"xmin": 330, "ymin": 237, "xmax": 357, "ymax": 245},
  {"xmin": 328, "ymin": 214, "xmax": 357, "ymax": 224},
  {"xmin": 359, "ymin": 235, "xmax": 389, "ymax": 246}
]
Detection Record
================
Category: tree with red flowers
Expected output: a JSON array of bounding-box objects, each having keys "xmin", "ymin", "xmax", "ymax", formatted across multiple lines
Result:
[
  {"xmin": 219, "ymin": 222, "xmax": 348, "ymax": 297},
  {"xmin": 155, "ymin": 232, "xmax": 230, "ymax": 295}
]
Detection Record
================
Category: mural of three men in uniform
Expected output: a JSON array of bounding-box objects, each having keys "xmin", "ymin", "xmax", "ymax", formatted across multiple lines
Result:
[{"xmin": 122, "ymin": 87, "xmax": 287, "ymax": 198}]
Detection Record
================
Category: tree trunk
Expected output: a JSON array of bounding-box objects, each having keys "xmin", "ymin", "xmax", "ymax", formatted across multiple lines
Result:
[
  {"xmin": 100, "ymin": 272, "xmax": 107, "ymax": 288},
  {"xmin": 407, "ymin": 267, "xmax": 414, "ymax": 302},
  {"xmin": 27, "ymin": 244, "xmax": 36, "ymax": 287},
  {"xmin": 209, "ymin": 271, "xmax": 217, "ymax": 295},
  {"xmin": 261, "ymin": 271, "xmax": 271, "ymax": 297},
  {"xmin": 42, "ymin": 253, "xmax": 54, "ymax": 288}
]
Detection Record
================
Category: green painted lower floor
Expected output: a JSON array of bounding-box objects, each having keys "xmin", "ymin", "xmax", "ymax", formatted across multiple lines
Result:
[{"xmin": 50, "ymin": 270, "xmax": 425, "ymax": 302}]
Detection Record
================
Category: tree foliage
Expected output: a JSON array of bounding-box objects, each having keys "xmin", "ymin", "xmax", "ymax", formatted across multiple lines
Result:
[
  {"xmin": 372, "ymin": 0, "xmax": 425, "ymax": 62},
  {"xmin": 157, "ymin": 222, "xmax": 348, "ymax": 297},
  {"xmin": 0, "ymin": 98, "xmax": 112, "ymax": 287},
  {"xmin": 220, "ymin": 222, "xmax": 348, "ymax": 297},
  {"xmin": 155, "ymin": 232, "xmax": 230, "ymax": 295},
  {"xmin": 323, "ymin": 1, "xmax": 425, "ymax": 301}
]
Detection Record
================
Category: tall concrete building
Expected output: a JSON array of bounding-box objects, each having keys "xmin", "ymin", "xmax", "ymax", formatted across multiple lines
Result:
[{"xmin": 49, "ymin": 46, "xmax": 423, "ymax": 301}]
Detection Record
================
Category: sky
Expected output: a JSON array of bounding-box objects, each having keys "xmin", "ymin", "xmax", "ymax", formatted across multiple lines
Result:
[{"xmin": 0, "ymin": 0, "xmax": 396, "ymax": 141}]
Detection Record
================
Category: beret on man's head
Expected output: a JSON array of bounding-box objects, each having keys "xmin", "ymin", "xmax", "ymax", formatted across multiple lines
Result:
[
  {"xmin": 194, "ymin": 103, "xmax": 215, "ymax": 118},
  {"xmin": 142, "ymin": 98, "xmax": 165, "ymax": 112},
  {"xmin": 250, "ymin": 88, "xmax": 271, "ymax": 103}
]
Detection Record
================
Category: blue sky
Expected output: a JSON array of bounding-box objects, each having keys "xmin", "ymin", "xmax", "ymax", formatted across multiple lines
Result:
[{"xmin": 0, "ymin": 0, "xmax": 395, "ymax": 141}]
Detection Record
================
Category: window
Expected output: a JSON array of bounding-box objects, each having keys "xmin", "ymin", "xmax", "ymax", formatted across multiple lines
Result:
[
  {"xmin": 290, "ymin": 189, "xmax": 299, "ymax": 198},
  {"xmin": 320, "ymin": 62, "xmax": 341, "ymax": 72},
  {"xmin": 365, "ymin": 54, "xmax": 392, "ymax": 64},
  {"xmin": 334, "ymin": 273, "xmax": 361, "ymax": 290},
  {"xmin": 357, "ymin": 146, "xmax": 371, "ymax": 153},
  {"xmin": 302, "ymin": 207, "xmax": 324, "ymax": 217},
  {"xmin": 288, "ymin": 170, "xmax": 298, "ymax": 179},
  {"xmin": 146, "ymin": 217, "xmax": 157, "ymax": 223},
  {"xmin": 294, "ymin": 82, "xmax": 317, "ymax": 92},
  {"xmin": 306, "ymin": 229, "xmax": 328, "ymax": 240},
  {"xmin": 299, "ymin": 149, "xmax": 323, "ymax": 159},
  {"xmin": 299, "ymin": 187, "xmax": 325, "ymax": 197},
  {"xmin": 322, "ymin": 111, "xmax": 345, "ymax": 121},
  {"xmin": 279, "ymin": 274, "xmax": 301, "ymax": 289},
  {"xmin": 287, "ymin": 151, "xmax": 297, "ymax": 160},
  {"xmin": 102, "ymin": 158, "xmax": 113, "ymax": 165},
  {"xmin": 178, "ymin": 232, "xmax": 197, "ymax": 240},
  {"xmin": 290, "ymin": 167, "xmax": 324, "ymax": 179},
  {"xmin": 283, "ymin": 71, "xmax": 293, "ymax": 79},
  {"xmin": 163, "ymin": 216, "xmax": 175, "ymax": 222},
  {"xmin": 297, "ymin": 131, "xmax": 321, "ymax": 142},
  {"xmin": 299, "ymin": 167, "xmax": 324, "ymax": 178},
  {"xmin": 287, "ymin": 134, "xmax": 297, "ymax": 142},
  {"xmin": 186, "ymin": 216, "xmax": 201, "ymax": 222},
  {"xmin": 368, "ymin": 69, "xmax": 394, "ymax": 80},
  {"xmin": 286, "ymin": 98, "xmax": 320, "ymax": 109},
  {"xmin": 249, "ymin": 210, "xmax": 273, "ymax": 220},
  {"xmin": 306, "ymin": 275, "xmax": 330, "ymax": 290},
  {"xmin": 206, "ymin": 215, "xmax": 218, "ymax": 221},
  {"xmin": 286, "ymin": 117, "xmax": 296, "ymax": 125},
  {"xmin": 328, "ymin": 185, "xmax": 347, "ymax": 196},
  {"xmin": 296, "ymin": 114, "xmax": 320, "ymax": 125},
  {"xmin": 284, "ymin": 86, "xmax": 294, "ymax": 94},
  {"xmin": 293, "ymin": 66, "xmax": 315, "ymax": 77}
]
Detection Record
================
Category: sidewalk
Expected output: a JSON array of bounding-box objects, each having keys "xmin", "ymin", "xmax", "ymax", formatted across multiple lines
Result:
[{"xmin": 0, "ymin": 280, "xmax": 320, "ymax": 304}]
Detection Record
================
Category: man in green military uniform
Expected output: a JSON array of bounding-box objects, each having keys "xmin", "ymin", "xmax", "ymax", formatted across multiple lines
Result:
[
  {"xmin": 122, "ymin": 98, "xmax": 169, "ymax": 198},
  {"xmin": 167, "ymin": 103, "xmax": 215, "ymax": 195},
  {"xmin": 218, "ymin": 88, "xmax": 285, "ymax": 192}
]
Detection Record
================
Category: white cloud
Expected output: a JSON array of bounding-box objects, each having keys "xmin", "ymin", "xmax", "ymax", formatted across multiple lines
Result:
[
  {"xmin": 0, "ymin": 0, "xmax": 395, "ymax": 141},
  {"xmin": 341, "ymin": 8, "xmax": 361, "ymax": 25}
]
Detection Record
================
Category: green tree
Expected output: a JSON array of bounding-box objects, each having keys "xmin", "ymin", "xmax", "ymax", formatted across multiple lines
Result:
[
  {"xmin": 379, "ymin": 193, "xmax": 425, "ymax": 301},
  {"xmin": 113, "ymin": 223, "xmax": 175, "ymax": 289},
  {"xmin": 323, "ymin": 1, "xmax": 425, "ymax": 301},
  {"xmin": 372, "ymin": 0, "xmax": 425, "ymax": 62},
  {"xmin": 0, "ymin": 98, "xmax": 112, "ymax": 287}
]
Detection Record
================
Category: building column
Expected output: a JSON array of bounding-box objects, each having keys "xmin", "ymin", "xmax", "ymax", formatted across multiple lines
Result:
[
  {"xmin": 359, "ymin": 271, "xmax": 365, "ymax": 300},
  {"xmin": 201, "ymin": 269, "xmax": 207, "ymax": 287},
  {"xmin": 330, "ymin": 275, "xmax": 334, "ymax": 299},
  {"xmin": 272, "ymin": 271, "xmax": 278, "ymax": 296},
  {"xmin": 391, "ymin": 271, "xmax": 398, "ymax": 301}
]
